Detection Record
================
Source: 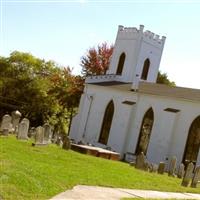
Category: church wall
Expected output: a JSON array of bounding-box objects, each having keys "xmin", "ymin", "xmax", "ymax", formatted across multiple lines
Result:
[
  {"xmin": 71, "ymin": 84, "xmax": 138, "ymax": 156},
  {"xmin": 126, "ymin": 93, "xmax": 200, "ymax": 166},
  {"xmin": 70, "ymin": 84, "xmax": 200, "ymax": 165}
]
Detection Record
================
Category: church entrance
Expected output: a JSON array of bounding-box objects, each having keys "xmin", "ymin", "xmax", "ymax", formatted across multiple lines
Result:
[
  {"xmin": 135, "ymin": 108, "xmax": 154, "ymax": 155},
  {"xmin": 183, "ymin": 116, "xmax": 200, "ymax": 166}
]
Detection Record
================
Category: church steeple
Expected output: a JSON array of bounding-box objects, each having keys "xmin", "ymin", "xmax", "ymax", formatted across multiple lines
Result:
[
  {"xmin": 106, "ymin": 25, "xmax": 166, "ymax": 90},
  {"xmin": 85, "ymin": 25, "xmax": 166, "ymax": 90}
]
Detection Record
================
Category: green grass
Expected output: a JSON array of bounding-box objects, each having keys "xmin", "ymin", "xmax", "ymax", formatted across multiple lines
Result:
[{"xmin": 0, "ymin": 136, "xmax": 200, "ymax": 200}]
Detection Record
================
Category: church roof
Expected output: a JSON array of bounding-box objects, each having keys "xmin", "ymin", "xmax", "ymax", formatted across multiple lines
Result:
[
  {"xmin": 89, "ymin": 81, "xmax": 200, "ymax": 102},
  {"xmin": 139, "ymin": 82, "xmax": 200, "ymax": 102}
]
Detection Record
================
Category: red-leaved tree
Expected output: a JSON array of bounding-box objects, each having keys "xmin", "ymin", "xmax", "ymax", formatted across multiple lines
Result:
[{"xmin": 81, "ymin": 42, "xmax": 114, "ymax": 76}]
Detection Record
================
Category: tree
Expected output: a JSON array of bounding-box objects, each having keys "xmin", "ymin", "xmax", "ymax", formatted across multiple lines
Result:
[
  {"xmin": 0, "ymin": 51, "xmax": 83, "ymax": 135},
  {"xmin": 81, "ymin": 43, "xmax": 175, "ymax": 86},
  {"xmin": 81, "ymin": 42, "xmax": 114, "ymax": 76},
  {"xmin": 48, "ymin": 67, "xmax": 84, "ymax": 134},
  {"xmin": 156, "ymin": 71, "xmax": 176, "ymax": 86}
]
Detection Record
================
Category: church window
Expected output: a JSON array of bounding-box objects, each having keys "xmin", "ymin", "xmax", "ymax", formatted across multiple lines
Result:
[
  {"xmin": 116, "ymin": 53, "xmax": 126, "ymax": 75},
  {"xmin": 135, "ymin": 107, "xmax": 154, "ymax": 155},
  {"xmin": 98, "ymin": 100, "xmax": 114, "ymax": 145},
  {"xmin": 183, "ymin": 116, "xmax": 200, "ymax": 166},
  {"xmin": 141, "ymin": 58, "xmax": 150, "ymax": 80}
]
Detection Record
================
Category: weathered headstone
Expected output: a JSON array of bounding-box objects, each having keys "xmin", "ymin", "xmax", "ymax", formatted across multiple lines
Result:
[
  {"xmin": 0, "ymin": 114, "xmax": 13, "ymax": 133},
  {"xmin": 34, "ymin": 126, "xmax": 45, "ymax": 145},
  {"xmin": 181, "ymin": 162, "xmax": 194, "ymax": 187},
  {"xmin": 43, "ymin": 123, "xmax": 52, "ymax": 144},
  {"xmin": 21, "ymin": 118, "xmax": 29, "ymax": 129},
  {"xmin": 17, "ymin": 120, "xmax": 29, "ymax": 140},
  {"xmin": 56, "ymin": 136, "xmax": 63, "ymax": 146},
  {"xmin": 135, "ymin": 152, "xmax": 146, "ymax": 170},
  {"xmin": 158, "ymin": 162, "xmax": 165, "ymax": 174},
  {"xmin": 62, "ymin": 135, "xmax": 71, "ymax": 150},
  {"xmin": 177, "ymin": 163, "xmax": 185, "ymax": 179},
  {"xmin": 168, "ymin": 156, "xmax": 177, "ymax": 177},
  {"xmin": 191, "ymin": 166, "xmax": 200, "ymax": 188},
  {"xmin": 11, "ymin": 110, "xmax": 21, "ymax": 133},
  {"xmin": 28, "ymin": 127, "xmax": 36, "ymax": 138},
  {"xmin": 153, "ymin": 164, "xmax": 158, "ymax": 172},
  {"xmin": 1, "ymin": 128, "xmax": 9, "ymax": 136}
]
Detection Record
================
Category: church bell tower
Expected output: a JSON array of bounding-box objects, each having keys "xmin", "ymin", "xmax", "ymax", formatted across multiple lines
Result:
[{"xmin": 106, "ymin": 25, "xmax": 166, "ymax": 90}]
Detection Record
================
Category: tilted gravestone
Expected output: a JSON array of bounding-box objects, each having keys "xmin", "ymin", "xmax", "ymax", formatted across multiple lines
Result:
[
  {"xmin": 181, "ymin": 162, "xmax": 194, "ymax": 187},
  {"xmin": 11, "ymin": 110, "xmax": 21, "ymax": 133},
  {"xmin": 191, "ymin": 166, "xmax": 200, "ymax": 188},
  {"xmin": 177, "ymin": 163, "xmax": 185, "ymax": 179},
  {"xmin": 34, "ymin": 126, "xmax": 45, "ymax": 145},
  {"xmin": 43, "ymin": 123, "xmax": 52, "ymax": 144},
  {"xmin": 62, "ymin": 135, "xmax": 71, "ymax": 150},
  {"xmin": 0, "ymin": 114, "xmax": 13, "ymax": 133},
  {"xmin": 135, "ymin": 152, "xmax": 146, "ymax": 170},
  {"xmin": 158, "ymin": 162, "xmax": 165, "ymax": 174},
  {"xmin": 168, "ymin": 156, "xmax": 177, "ymax": 177},
  {"xmin": 17, "ymin": 120, "xmax": 29, "ymax": 140}
]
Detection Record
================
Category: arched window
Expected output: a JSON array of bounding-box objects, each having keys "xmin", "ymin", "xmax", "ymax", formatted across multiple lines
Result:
[
  {"xmin": 135, "ymin": 107, "xmax": 154, "ymax": 155},
  {"xmin": 116, "ymin": 53, "xmax": 126, "ymax": 75},
  {"xmin": 98, "ymin": 100, "xmax": 114, "ymax": 145},
  {"xmin": 183, "ymin": 116, "xmax": 200, "ymax": 166},
  {"xmin": 141, "ymin": 58, "xmax": 150, "ymax": 80}
]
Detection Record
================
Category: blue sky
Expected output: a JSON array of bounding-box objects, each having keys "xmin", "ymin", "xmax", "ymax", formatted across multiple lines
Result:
[{"xmin": 1, "ymin": 0, "xmax": 200, "ymax": 89}]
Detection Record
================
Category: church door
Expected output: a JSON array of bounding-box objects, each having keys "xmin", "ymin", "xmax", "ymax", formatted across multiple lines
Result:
[
  {"xmin": 135, "ymin": 108, "xmax": 154, "ymax": 155},
  {"xmin": 183, "ymin": 116, "xmax": 200, "ymax": 166},
  {"xmin": 98, "ymin": 101, "xmax": 114, "ymax": 145}
]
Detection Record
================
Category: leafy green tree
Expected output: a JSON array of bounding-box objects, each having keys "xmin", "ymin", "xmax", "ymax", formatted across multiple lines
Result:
[
  {"xmin": 0, "ymin": 51, "xmax": 83, "ymax": 134},
  {"xmin": 156, "ymin": 71, "xmax": 176, "ymax": 86}
]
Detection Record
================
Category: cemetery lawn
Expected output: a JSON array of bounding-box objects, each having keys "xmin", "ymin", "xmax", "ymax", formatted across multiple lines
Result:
[{"xmin": 1, "ymin": 136, "xmax": 200, "ymax": 200}]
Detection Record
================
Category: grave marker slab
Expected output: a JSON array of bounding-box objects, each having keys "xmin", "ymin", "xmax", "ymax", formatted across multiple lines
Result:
[
  {"xmin": 168, "ymin": 156, "xmax": 177, "ymax": 177},
  {"xmin": 181, "ymin": 162, "xmax": 194, "ymax": 187},
  {"xmin": 158, "ymin": 162, "xmax": 165, "ymax": 174},
  {"xmin": 17, "ymin": 119, "xmax": 29, "ymax": 140},
  {"xmin": 177, "ymin": 163, "xmax": 185, "ymax": 179},
  {"xmin": 191, "ymin": 166, "xmax": 200, "ymax": 188},
  {"xmin": 0, "ymin": 114, "xmax": 13, "ymax": 133}
]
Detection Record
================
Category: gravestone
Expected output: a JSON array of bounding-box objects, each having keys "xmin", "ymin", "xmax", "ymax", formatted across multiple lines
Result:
[
  {"xmin": 152, "ymin": 163, "xmax": 158, "ymax": 173},
  {"xmin": 62, "ymin": 135, "xmax": 71, "ymax": 150},
  {"xmin": 43, "ymin": 123, "xmax": 52, "ymax": 144},
  {"xmin": 158, "ymin": 162, "xmax": 165, "ymax": 174},
  {"xmin": 191, "ymin": 166, "xmax": 200, "ymax": 188},
  {"xmin": 168, "ymin": 156, "xmax": 177, "ymax": 177},
  {"xmin": 28, "ymin": 127, "xmax": 36, "ymax": 138},
  {"xmin": 0, "ymin": 114, "xmax": 13, "ymax": 133},
  {"xmin": 11, "ymin": 110, "xmax": 21, "ymax": 133},
  {"xmin": 177, "ymin": 163, "xmax": 185, "ymax": 179},
  {"xmin": 56, "ymin": 136, "xmax": 63, "ymax": 146},
  {"xmin": 1, "ymin": 128, "xmax": 9, "ymax": 136},
  {"xmin": 17, "ymin": 121, "xmax": 29, "ymax": 140},
  {"xmin": 34, "ymin": 126, "xmax": 45, "ymax": 145},
  {"xmin": 181, "ymin": 162, "xmax": 194, "ymax": 187},
  {"xmin": 135, "ymin": 152, "xmax": 146, "ymax": 170}
]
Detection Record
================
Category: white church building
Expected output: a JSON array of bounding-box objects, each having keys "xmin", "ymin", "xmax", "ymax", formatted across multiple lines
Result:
[{"xmin": 70, "ymin": 25, "xmax": 200, "ymax": 167}]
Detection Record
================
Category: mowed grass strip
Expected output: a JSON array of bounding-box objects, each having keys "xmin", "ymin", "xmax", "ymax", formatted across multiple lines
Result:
[{"xmin": 0, "ymin": 136, "xmax": 199, "ymax": 200}]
